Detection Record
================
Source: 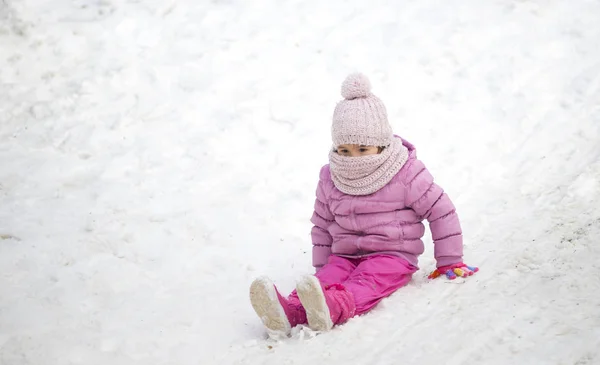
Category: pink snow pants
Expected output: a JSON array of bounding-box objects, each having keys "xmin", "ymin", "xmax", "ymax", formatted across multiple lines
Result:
[{"xmin": 289, "ymin": 254, "xmax": 418, "ymax": 317}]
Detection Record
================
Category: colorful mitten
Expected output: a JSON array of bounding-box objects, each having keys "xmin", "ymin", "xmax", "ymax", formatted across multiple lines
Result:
[{"xmin": 428, "ymin": 263, "xmax": 479, "ymax": 280}]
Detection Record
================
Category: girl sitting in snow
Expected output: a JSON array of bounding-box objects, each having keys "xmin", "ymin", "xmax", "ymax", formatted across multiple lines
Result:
[{"xmin": 249, "ymin": 73, "xmax": 478, "ymax": 334}]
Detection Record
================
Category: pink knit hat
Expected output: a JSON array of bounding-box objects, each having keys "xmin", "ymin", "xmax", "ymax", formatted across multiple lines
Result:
[{"xmin": 331, "ymin": 73, "xmax": 393, "ymax": 147}]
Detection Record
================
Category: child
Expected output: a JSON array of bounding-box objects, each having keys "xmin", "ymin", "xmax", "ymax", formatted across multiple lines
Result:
[{"xmin": 249, "ymin": 73, "xmax": 478, "ymax": 334}]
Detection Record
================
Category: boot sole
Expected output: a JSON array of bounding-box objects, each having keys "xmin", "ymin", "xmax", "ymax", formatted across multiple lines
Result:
[
  {"xmin": 296, "ymin": 275, "xmax": 333, "ymax": 331},
  {"xmin": 249, "ymin": 277, "xmax": 291, "ymax": 334}
]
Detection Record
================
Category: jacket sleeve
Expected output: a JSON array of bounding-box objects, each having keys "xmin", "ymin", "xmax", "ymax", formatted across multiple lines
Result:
[
  {"xmin": 404, "ymin": 159, "xmax": 464, "ymax": 267},
  {"xmin": 310, "ymin": 167, "xmax": 335, "ymax": 270}
]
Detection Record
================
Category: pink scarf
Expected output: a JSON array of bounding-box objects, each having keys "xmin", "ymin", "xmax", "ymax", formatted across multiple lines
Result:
[{"xmin": 328, "ymin": 138, "xmax": 409, "ymax": 196}]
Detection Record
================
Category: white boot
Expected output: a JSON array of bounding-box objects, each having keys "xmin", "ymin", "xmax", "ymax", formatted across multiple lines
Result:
[
  {"xmin": 296, "ymin": 275, "xmax": 334, "ymax": 331},
  {"xmin": 249, "ymin": 276, "xmax": 292, "ymax": 335}
]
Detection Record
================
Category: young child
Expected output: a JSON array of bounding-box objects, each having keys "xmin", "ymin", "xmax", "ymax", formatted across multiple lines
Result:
[{"xmin": 249, "ymin": 73, "xmax": 478, "ymax": 335}]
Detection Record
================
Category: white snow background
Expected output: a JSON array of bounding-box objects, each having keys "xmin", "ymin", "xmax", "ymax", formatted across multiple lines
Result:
[{"xmin": 1, "ymin": 0, "xmax": 600, "ymax": 364}]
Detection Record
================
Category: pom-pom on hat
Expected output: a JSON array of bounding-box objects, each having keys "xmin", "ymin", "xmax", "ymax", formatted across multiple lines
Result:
[{"xmin": 332, "ymin": 73, "xmax": 393, "ymax": 147}]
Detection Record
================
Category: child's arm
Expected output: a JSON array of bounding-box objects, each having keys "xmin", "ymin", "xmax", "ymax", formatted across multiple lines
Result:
[
  {"xmin": 404, "ymin": 159, "xmax": 464, "ymax": 268},
  {"xmin": 310, "ymin": 168, "xmax": 335, "ymax": 271}
]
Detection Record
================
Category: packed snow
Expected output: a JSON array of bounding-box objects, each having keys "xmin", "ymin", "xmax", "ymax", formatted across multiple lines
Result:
[{"xmin": 1, "ymin": 0, "xmax": 599, "ymax": 364}]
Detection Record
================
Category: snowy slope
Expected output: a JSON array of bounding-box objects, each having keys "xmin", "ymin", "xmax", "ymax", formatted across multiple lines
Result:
[{"xmin": 1, "ymin": 0, "xmax": 600, "ymax": 364}]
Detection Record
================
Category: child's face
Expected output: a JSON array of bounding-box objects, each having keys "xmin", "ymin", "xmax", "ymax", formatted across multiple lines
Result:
[{"xmin": 335, "ymin": 144, "xmax": 380, "ymax": 157}]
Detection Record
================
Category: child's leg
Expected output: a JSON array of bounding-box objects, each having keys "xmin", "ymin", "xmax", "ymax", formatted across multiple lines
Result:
[
  {"xmin": 291, "ymin": 256, "xmax": 358, "ymax": 330},
  {"xmin": 250, "ymin": 256, "xmax": 357, "ymax": 333},
  {"xmin": 343, "ymin": 254, "xmax": 417, "ymax": 315},
  {"xmin": 284, "ymin": 256, "xmax": 357, "ymax": 327},
  {"xmin": 287, "ymin": 255, "xmax": 357, "ymax": 305},
  {"xmin": 293, "ymin": 255, "xmax": 416, "ymax": 331}
]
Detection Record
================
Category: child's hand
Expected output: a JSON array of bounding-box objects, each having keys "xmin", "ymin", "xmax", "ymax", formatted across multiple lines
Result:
[{"xmin": 428, "ymin": 263, "xmax": 479, "ymax": 280}]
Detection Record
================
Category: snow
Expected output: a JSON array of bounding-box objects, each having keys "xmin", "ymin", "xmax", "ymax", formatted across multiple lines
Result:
[{"xmin": 1, "ymin": 0, "xmax": 600, "ymax": 364}]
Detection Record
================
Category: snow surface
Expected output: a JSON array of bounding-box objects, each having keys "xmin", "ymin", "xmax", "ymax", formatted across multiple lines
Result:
[{"xmin": 1, "ymin": 0, "xmax": 600, "ymax": 364}]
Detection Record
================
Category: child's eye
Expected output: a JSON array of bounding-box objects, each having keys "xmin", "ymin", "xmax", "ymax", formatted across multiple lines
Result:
[
  {"xmin": 340, "ymin": 149, "xmax": 349, "ymax": 154},
  {"xmin": 359, "ymin": 148, "xmax": 368, "ymax": 152}
]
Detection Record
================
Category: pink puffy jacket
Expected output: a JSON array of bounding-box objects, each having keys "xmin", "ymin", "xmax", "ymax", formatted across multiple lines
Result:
[{"xmin": 311, "ymin": 137, "xmax": 463, "ymax": 270}]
